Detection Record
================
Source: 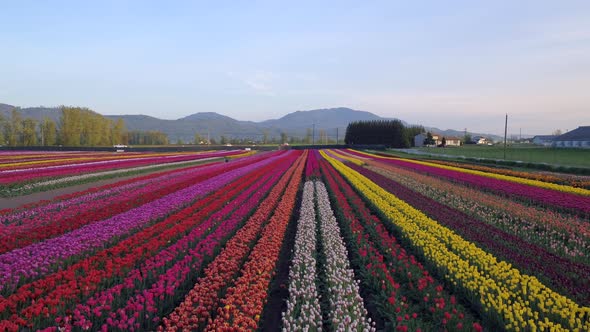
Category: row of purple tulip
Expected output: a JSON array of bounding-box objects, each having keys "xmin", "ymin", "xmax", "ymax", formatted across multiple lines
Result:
[
  {"xmin": 350, "ymin": 164, "xmax": 590, "ymax": 305},
  {"xmin": 0, "ymin": 151, "xmax": 292, "ymax": 292}
]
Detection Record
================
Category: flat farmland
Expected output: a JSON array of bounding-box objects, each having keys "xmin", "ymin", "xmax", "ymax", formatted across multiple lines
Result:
[
  {"xmin": 1, "ymin": 149, "xmax": 589, "ymax": 331},
  {"xmin": 415, "ymin": 145, "xmax": 590, "ymax": 168}
]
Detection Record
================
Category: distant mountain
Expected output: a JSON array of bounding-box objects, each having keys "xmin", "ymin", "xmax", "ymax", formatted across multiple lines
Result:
[
  {"xmin": 179, "ymin": 112, "xmax": 237, "ymax": 122},
  {"xmin": 1, "ymin": 103, "xmax": 502, "ymax": 143},
  {"xmin": 105, "ymin": 113, "xmax": 265, "ymax": 142},
  {"xmin": 0, "ymin": 103, "xmax": 13, "ymax": 113},
  {"xmin": 259, "ymin": 107, "xmax": 402, "ymax": 139},
  {"xmin": 262, "ymin": 107, "xmax": 384, "ymax": 129},
  {"xmin": 102, "ymin": 107, "xmax": 386, "ymax": 142},
  {"xmin": 0, "ymin": 103, "xmax": 61, "ymax": 123}
]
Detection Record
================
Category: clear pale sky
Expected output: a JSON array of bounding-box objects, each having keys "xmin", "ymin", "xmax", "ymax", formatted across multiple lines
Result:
[{"xmin": 1, "ymin": 1, "xmax": 589, "ymax": 135}]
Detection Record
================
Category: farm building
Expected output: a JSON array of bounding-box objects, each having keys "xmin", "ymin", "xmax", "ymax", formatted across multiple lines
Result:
[
  {"xmin": 552, "ymin": 126, "xmax": 590, "ymax": 148},
  {"xmin": 414, "ymin": 133, "xmax": 461, "ymax": 147},
  {"xmin": 444, "ymin": 137, "xmax": 462, "ymax": 146},
  {"xmin": 532, "ymin": 135, "xmax": 556, "ymax": 146},
  {"xmin": 471, "ymin": 136, "xmax": 491, "ymax": 145},
  {"xmin": 414, "ymin": 133, "xmax": 440, "ymax": 147}
]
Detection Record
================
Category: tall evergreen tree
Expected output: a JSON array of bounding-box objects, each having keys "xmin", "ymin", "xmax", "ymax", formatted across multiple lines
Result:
[{"xmin": 345, "ymin": 120, "xmax": 424, "ymax": 148}]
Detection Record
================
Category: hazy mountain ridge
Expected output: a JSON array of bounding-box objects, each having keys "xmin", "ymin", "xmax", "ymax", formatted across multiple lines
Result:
[
  {"xmin": 0, "ymin": 103, "xmax": 502, "ymax": 143},
  {"xmin": 0, "ymin": 103, "xmax": 62, "ymax": 123}
]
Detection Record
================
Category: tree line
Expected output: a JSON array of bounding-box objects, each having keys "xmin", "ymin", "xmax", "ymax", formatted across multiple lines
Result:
[
  {"xmin": 0, "ymin": 106, "xmax": 168, "ymax": 147},
  {"xmin": 344, "ymin": 120, "xmax": 424, "ymax": 148},
  {"xmin": 128, "ymin": 130, "xmax": 169, "ymax": 145}
]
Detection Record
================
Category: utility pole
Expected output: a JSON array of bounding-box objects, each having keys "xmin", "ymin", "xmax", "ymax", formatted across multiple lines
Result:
[
  {"xmin": 336, "ymin": 127, "xmax": 339, "ymax": 145},
  {"xmin": 312, "ymin": 123, "xmax": 315, "ymax": 145},
  {"xmin": 503, "ymin": 114, "xmax": 508, "ymax": 159}
]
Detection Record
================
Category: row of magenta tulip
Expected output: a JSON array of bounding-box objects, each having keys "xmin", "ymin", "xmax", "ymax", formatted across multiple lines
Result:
[
  {"xmin": 425, "ymin": 158, "xmax": 590, "ymax": 189},
  {"xmin": 1, "ymin": 158, "xmax": 222, "ymax": 224},
  {"xmin": 0, "ymin": 151, "xmax": 289, "ymax": 293},
  {"xmin": 0, "ymin": 151, "xmax": 260, "ymax": 219},
  {"xmin": 0, "ymin": 151, "xmax": 197, "ymax": 171},
  {"xmin": 58, "ymin": 153, "xmax": 300, "ymax": 332},
  {"xmin": 322, "ymin": 151, "xmax": 590, "ymax": 331},
  {"xmin": 350, "ymin": 162, "xmax": 590, "ymax": 305},
  {"xmin": 1, "ymin": 157, "xmax": 264, "ymax": 329},
  {"xmin": 0, "ymin": 151, "xmax": 136, "ymax": 169},
  {"xmin": 8, "ymin": 157, "xmax": 221, "ymax": 196},
  {"xmin": 345, "ymin": 149, "xmax": 590, "ymax": 213},
  {"xmin": 0, "ymin": 154, "xmax": 263, "ymax": 254},
  {"xmin": 0, "ymin": 150, "xmax": 244, "ymax": 185},
  {"xmin": 350, "ymin": 149, "xmax": 590, "ymax": 197},
  {"xmin": 0, "ymin": 151, "xmax": 302, "ymax": 331},
  {"xmin": 203, "ymin": 151, "xmax": 306, "ymax": 331},
  {"xmin": 320, "ymin": 156, "xmax": 480, "ymax": 331},
  {"xmin": 305, "ymin": 149, "xmax": 320, "ymax": 178},
  {"xmin": 161, "ymin": 154, "xmax": 304, "ymax": 331},
  {"xmin": 365, "ymin": 161, "xmax": 590, "ymax": 265}
]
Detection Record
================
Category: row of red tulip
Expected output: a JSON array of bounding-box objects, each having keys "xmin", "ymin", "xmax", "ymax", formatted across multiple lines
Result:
[
  {"xmin": 160, "ymin": 152, "xmax": 305, "ymax": 331},
  {"xmin": 0, "ymin": 152, "xmax": 297, "ymax": 331},
  {"xmin": 319, "ymin": 157, "xmax": 481, "ymax": 331},
  {"xmin": 0, "ymin": 155, "xmax": 262, "ymax": 254},
  {"xmin": 364, "ymin": 161, "xmax": 590, "ymax": 262},
  {"xmin": 204, "ymin": 151, "xmax": 306, "ymax": 331},
  {"xmin": 353, "ymin": 162, "xmax": 590, "ymax": 305},
  {"xmin": 77, "ymin": 153, "xmax": 301, "ymax": 331},
  {"xmin": 0, "ymin": 153, "xmax": 283, "ymax": 292},
  {"xmin": 0, "ymin": 150, "xmax": 243, "ymax": 185}
]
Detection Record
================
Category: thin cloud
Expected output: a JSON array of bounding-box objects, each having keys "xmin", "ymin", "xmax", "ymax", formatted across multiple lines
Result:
[{"xmin": 226, "ymin": 70, "xmax": 277, "ymax": 96}]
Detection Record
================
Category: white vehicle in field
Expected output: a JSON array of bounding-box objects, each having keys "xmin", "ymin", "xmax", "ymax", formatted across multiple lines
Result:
[{"xmin": 113, "ymin": 144, "xmax": 128, "ymax": 148}]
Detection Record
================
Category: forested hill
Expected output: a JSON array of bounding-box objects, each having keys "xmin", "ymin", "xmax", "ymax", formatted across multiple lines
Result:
[{"xmin": 1, "ymin": 103, "xmax": 502, "ymax": 143}]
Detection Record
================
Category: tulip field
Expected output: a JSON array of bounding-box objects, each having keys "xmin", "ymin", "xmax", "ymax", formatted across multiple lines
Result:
[
  {"xmin": 0, "ymin": 150, "xmax": 247, "ymax": 197},
  {"xmin": 1, "ymin": 148, "xmax": 589, "ymax": 331}
]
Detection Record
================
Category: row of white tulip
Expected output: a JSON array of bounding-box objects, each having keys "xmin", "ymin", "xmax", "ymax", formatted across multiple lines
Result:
[
  {"xmin": 315, "ymin": 181, "xmax": 375, "ymax": 331},
  {"xmin": 282, "ymin": 181, "xmax": 323, "ymax": 331}
]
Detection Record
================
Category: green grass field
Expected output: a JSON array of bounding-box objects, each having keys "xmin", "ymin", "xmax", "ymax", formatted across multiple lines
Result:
[{"xmin": 412, "ymin": 145, "xmax": 590, "ymax": 168}]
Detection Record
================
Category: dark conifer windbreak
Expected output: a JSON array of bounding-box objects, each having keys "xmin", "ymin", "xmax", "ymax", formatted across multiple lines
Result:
[{"xmin": 344, "ymin": 120, "xmax": 423, "ymax": 148}]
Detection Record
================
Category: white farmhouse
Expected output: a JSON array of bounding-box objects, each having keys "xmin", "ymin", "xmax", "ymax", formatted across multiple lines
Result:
[
  {"xmin": 444, "ymin": 137, "xmax": 462, "ymax": 146},
  {"xmin": 414, "ymin": 133, "xmax": 462, "ymax": 147},
  {"xmin": 414, "ymin": 133, "xmax": 440, "ymax": 147},
  {"xmin": 471, "ymin": 136, "xmax": 490, "ymax": 145}
]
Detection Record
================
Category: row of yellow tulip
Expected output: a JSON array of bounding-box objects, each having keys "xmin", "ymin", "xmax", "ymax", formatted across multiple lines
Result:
[
  {"xmin": 321, "ymin": 150, "xmax": 590, "ymax": 331},
  {"xmin": 326, "ymin": 149, "xmax": 365, "ymax": 166},
  {"xmin": 228, "ymin": 151, "xmax": 256, "ymax": 159},
  {"xmin": 350, "ymin": 149, "xmax": 590, "ymax": 197}
]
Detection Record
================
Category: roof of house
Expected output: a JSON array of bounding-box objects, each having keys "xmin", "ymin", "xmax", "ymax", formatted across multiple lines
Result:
[
  {"xmin": 415, "ymin": 133, "xmax": 439, "ymax": 138},
  {"xmin": 532, "ymin": 135, "xmax": 556, "ymax": 140},
  {"xmin": 554, "ymin": 126, "xmax": 590, "ymax": 141},
  {"xmin": 444, "ymin": 136, "xmax": 462, "ymax": 140}
]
